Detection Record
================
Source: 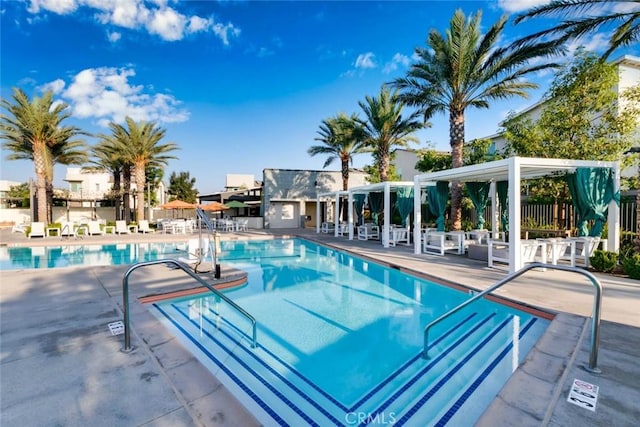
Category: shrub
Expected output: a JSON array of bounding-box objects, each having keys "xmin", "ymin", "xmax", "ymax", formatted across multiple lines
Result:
[
  {"xmin": 623, "ymin": 254, "xmax": 640, "ymax": 280},
  {"xmin": 589, "ymin": 250, "xmax": 618, "ymax": 273}
]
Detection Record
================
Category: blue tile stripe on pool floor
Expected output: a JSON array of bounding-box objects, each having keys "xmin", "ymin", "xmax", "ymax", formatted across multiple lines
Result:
[
  {"xmin": 153, "ymin": 304, "xmax": 290, "ymax": 426},
  {"xmin": 433, "ymin": 318, "xmax": 538, "ymax": 426},
  {"xmin": 359, "ymin": 313, "xmax": 506, "ymax": 426},
  {"xmin": 390, "ymin": 316, "xmax": 516, "ymax": 426},
  {"xmin": 204, "ymin": 303, "xmax": 481, "ymax": 412},
  {"xmin": 167, "ymin": 303, "xmax": 339, "ymax": 425}
]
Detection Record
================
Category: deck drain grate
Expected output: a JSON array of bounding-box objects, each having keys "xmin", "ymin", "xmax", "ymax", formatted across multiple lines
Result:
[{"xmin": 108, "ymin": 321, "xmax": 125, "ymax": 336}]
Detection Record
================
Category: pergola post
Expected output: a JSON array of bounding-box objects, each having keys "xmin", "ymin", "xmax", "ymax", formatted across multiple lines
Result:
[
  {"xmin": 333, "ymin": 193, "xmax": 340, "ymax": 237},
  {"xmin": 414, "ymin": 178, "xmax": 422, "ymax": 255},
  {"xmin": 316, "ymin": 194, "xmax": 321, "ymax": 233},
  {"xmin": 508, "ymin": 157, "xmax": 522, "ymax": 273},
  {"xmin": 348, "ymin": 191, "xmax": 354, "ymax": 240},
  {"xmin": 382, "ymin": 182, "xmax": 391, "ymax": 248},
  {"xmin": 608, "ymin": 163, "xmax": 621, "ymax": 252}
]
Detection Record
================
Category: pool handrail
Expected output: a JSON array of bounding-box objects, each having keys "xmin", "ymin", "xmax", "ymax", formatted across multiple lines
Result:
[
  {"xmin": 121, "ymin": 258, "xmax": 257, "ymax": 352},
  {"xmin": 423, "ymin": 262, "xmax": 603, "ymax": 374}
]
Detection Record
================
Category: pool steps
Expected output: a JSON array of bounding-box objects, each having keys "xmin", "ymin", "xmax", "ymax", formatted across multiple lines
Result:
[{"xmin": 152, "ymin": 303, "xmax": 547, "ymax": 426}]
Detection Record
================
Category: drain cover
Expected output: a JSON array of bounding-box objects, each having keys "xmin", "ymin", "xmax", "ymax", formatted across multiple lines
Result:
[{"xmin": 108, "ymin": 321, "xmax": 124, "ymax": 336}]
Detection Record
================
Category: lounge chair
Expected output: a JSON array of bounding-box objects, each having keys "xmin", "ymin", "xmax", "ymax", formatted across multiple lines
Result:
[
  {"xmin": 423, "ymin": 231, "xmax": 463, "ymax": 256},
  {"xmin": 115, "ymin": 220, "xmax": 131, "ymax": 234},
  {"xmin": 559, "ymin": 237, "xmax": 600, "ymax": 268},
  {"xmin": 357, "ymin": 223, "xmax": 380, "ymax": 240},
  {"xmin": 488, "ymin": 239, "xmax": 541, "ymax": 268},
  {"xmin": 28, "ymin": 222, "xmax": 46, "ymax": 238},
  {"xmin": 59, "ymin": 221, "xmax": 76, "ymax": 238},
  {"xmin": 137, "ymin": 220, "xmax": 155, "ymax": 234},
  {"xmin": 87, "ymin": 221, "xmax": 105, "ymax": 236},
  {"xmin": 12, "ymin": 222, "xmax": 28, "ymax": 234},
  {"xmin": 321, "ymin": 222, "xmax": 335, "ymax": 234}
]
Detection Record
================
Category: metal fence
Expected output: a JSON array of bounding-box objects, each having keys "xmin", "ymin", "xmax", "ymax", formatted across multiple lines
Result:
[{"xmin": 465, "ymin": 201, "xmax": 637, "ymax": 234}]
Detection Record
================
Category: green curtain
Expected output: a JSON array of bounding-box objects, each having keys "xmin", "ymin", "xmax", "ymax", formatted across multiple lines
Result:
[
  {"xmin": 496, "ymin": 181, "xmax": 508, "ymax": 233},
  {"xmin": 566, "ymin": 167, "xmax": 620, "ymax": 237},
  {"xmin": 466, "ymin": 182, "xmax": 491, "ymax": 229},
  {"xmin": 368, "ymin": 192, "xmax": 384, "ymax": 226},
  {"xmin": 427, "ymin": 181, "xmax": 449, "ymax": 231},
  {"xmin": 353, "ymin": 194, "xmax": 366, "ymax": 226},
  {"xmin": 395, "ymin": 187, "xmax": 414, "ymax": 227}
]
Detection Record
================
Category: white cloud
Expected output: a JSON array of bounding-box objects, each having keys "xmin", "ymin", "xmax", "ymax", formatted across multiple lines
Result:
[
  {"xmin": 382, "ymin": 53, "xmax": 410, "ymax": 74},
  {"xmin": 355, "ymin": 52, "xmax": 376, "ymax": 69},
  {"xmin": 497, "ymin": 0, "xmax": 551, "ymax": 14},
  {"xmin": 39, "ymin": 78, "xmax": 66, "ymax": 94},
  {"xmin": 25, "ymin": 0, "xmax": 239, "ymax": 45},
  {"xmin": 49, "ymin": 66, "xmax": 189, "ymax": 126},
  {"xmin": 107, "ymin": 30, "xmax": 121, "ymax": 42},
  {"xmin": 566, "ymin": 31, "xmax": 612, "ymax": 54}
]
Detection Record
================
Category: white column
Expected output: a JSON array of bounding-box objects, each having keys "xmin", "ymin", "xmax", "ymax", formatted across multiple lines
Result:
[
  {"xmin": 414, "ymin": 178, "xmax": 422, "ymax": 254},
  {"xmin": 608, "ymin": 162, "xmax": 621, "ymax": 252},
  {"xmin": 348, "ymin": 191, "xmax": 354, "ymax": 240},
  {"xmin": 382, "ymin": 182, "xmax": 391, "ymax": 248},
  {"xmin": 508, "ymin": 157, "xmax": 522, "ymax": 273},
  {"xmin": 316, "ymin": 195, "xmax": 321, "ymax": 233},
  {"xmin": 334, "ymin": 193, "xmax": 340, "ymax": 237}
]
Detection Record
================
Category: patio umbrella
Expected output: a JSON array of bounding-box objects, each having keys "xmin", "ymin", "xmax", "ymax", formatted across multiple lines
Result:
[
  {"xmin": 198, "ymin": 202, "xmax": 229, "ymax": 212},
  {"xmin": 224, "ymin": 200, "xmax": 250, "ymax": 216},
  {"xmin": 160, "ymin": 199, "xmax": 196, "ymax": 218}
]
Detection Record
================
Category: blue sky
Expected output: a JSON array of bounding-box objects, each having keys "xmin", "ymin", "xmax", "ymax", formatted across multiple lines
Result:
[{"xmin": 1, "ymin": 0, "xmax": 637, "ymax": 194}]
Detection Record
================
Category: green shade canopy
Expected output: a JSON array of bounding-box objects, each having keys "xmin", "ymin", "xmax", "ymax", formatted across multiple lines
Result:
[{"xmin": 224, "ymin": 200, "xmax": 250, "ymax": 209}]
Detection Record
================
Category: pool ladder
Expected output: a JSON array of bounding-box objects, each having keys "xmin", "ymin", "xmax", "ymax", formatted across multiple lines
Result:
[
  {"xmin": 422, "ymin": 263, "xmax": 603, "ymax": 374},
  {"xmin": 120, "ymin": 258, "xmax": 257, "ymax": 352}
]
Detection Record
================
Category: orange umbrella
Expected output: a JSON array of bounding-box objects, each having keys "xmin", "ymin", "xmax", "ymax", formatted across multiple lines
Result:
[
  {"xmin": 160, "ymin": 199, "xmax": 196, "ymax": 209},
  {"xmin": 198, "ymin": 202, "xmax": 229, "ymax": 212}
]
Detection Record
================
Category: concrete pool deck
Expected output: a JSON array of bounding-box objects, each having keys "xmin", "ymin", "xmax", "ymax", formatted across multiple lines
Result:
[{"xmin": 1, "ymin": 227, "xmax": 638, "ymax": 426}]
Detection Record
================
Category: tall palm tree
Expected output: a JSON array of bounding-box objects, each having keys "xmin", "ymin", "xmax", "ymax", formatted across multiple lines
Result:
[
  {"xmin": 1, "ymin": 88, "xmax": 87, "ymax": 222},
  {"xmin": 308, "ymin": 113, "xmax": 367, "ymax": 191},
  {"xmin": 514, "ymin": 0, "xmax": 640, "ymax": 59},
  {"xmin": 358, "ymin": 86, "xmax": 423, "ymax": 182},
  {"xmin": 109, "ymin": 117, "xmax": 178, "ymax": 221},
  {"xmin": 392, "ymin": 9, "xmax": 560, "ymax": 230},
  {"xmin": 88, "ymin": 136, "xmax": 128, "ymax": 220}
]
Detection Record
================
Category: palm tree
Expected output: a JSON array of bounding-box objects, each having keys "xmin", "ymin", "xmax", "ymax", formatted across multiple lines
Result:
[
  {"xmin": 392, "ymin": 9, "xmax": 560, "ymax": 230},
  {"xmin": 514, "ymin": 0, "xmax": 640, "ymax": 59},
  {"xmin": 88, "ymin": 136, "xmax": 128, "ymax": 220},
  {"xmin": 308, "ymin": 113, "xmax": 367, "ymax": 191},
  {"xmin": 1, "ymin": 88, "xmax": 88, "ymax": 222},
  {"xmin": 109, "ymin": 117, "xmax": 178, "ymax": 221},
  {"xmin": 358, "ymin": 86, "xmax": 423, "ymax": 182}
]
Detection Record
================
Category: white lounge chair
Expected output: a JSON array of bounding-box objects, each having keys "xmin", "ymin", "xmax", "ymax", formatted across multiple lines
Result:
[
  {"xmin": 87, "ymin": 221, "xmax": 105, "ymax": 236},
  {"xmin": 115, "ymin": 220, "xmax": 131, "ymax": 234},
  {"xmin": 357, "ymin": 223, "xmax": 380, "ymax": 240},
  {"xmin": 137, "ymin": 220, "xmax": 155, "ymax": 234},
  {"xmin": 12, "ymin": 222, "xmax": 28, "ymax": 234},
  {"xmin": 321, "ymin": 222, "xmax": 335, "ymax": 234},
  {"xmin": 59, "ymin": 221, "xmax": 76, "ymax": 238},
  {"xmin": 423, "ymin": 231, "xmax": 462, "ymax": 255},
  {"xmin": 28, "ymin": 222, "xmax": 46, "ymax": 238}
]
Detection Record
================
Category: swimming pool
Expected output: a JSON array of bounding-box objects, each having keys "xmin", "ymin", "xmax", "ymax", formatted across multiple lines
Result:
[
  {"xmin": 150, "ymin": 238, "xmax": 551, "ymax": 426},
  {"xmin": 0, "ymin": 242, "xmax": 188, "ymax": 270}
]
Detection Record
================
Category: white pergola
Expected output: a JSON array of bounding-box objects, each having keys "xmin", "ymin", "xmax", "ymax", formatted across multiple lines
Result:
[
  {"xmin": 413, "ymin": 156, "xmax": 621, "ymax": 273},
  {"xmin": 316, "ymin": 182, "xmax": 417, "ymax": 246}
]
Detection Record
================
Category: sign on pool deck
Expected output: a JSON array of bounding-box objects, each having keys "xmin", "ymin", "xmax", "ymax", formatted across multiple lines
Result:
[{"xmin": 567, "ymin": 378, "xmax": 599, "ymax": 412}]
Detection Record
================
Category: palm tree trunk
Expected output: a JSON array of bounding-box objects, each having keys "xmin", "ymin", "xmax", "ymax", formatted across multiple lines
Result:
[
  {"xmin": 123, "ymin": 167, "xmax": 132, "ymax": 223},
  {"xmin": 134, "ymin": 162, "xmax": 146, "ymax": 222},
  {"xmin": 379, "ymin": 142, "xmax": 390, "ymax": 182},
  {"xmin": 113, "ymin": 171, "xmax": 122, "ymax": 221},
  {"xmin": 341, "ymin": 158, "xmax": 350, "ymax": 221},
  {"xmin": 33, "ymin": 150, "xmax": 48, "ymax": 223},
  {"xmin": 449, "ymin": 108, "xmax": 465, "ymax": 231}
]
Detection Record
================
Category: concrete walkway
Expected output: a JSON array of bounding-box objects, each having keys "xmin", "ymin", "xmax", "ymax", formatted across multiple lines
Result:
[{"xmin": 1, "ymin": 228, "xmax": 638, "ymax": 426}]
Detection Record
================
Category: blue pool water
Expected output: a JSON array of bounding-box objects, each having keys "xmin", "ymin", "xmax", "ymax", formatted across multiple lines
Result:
[
  {"xmin": 0, "ymin": 242, "xmax": 189, "ymax": 270},
  {"xmin": 150, "ymin": 239, "xmax": 551, "ymax": 426}
]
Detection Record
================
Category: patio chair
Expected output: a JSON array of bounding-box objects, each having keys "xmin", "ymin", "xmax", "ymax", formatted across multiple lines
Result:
[
  {"xmin": 11, "ymin": 222, "xmax": 28, "ymax": 234},
  {"xmin": 87, "ymin": 220, "xmax": 105, "ymax": 236},
  {"xmin": 137, "ymin": 220, "xmax": 155, "ymax": 234},
  {"xmin": 321, "ymin": 222, "xmax": 335, "ymax": 234},
  {"xmin": 28, "ymin": 222, "xmax": 46, "ymax": 238},
  {"xmin": 388, "ymin": 225, "xmax": 410, "ymax": 247},
  {"xmin": 423, "ymin": 230, "xmax": 463, "ymax": 256},
  {"xmin": 488, "ymin": 239, "xmax": 541, "ymax": 268},
  {"xmin": 115, "ymin": 220, "xmax": 131, "ymax": 235},
  {"xmin": 357, "ymin": 223, "xmax": 380, "ymax": 240},
  {"xmin": 559, "ymin": 236, "xmax": 600, "ymax": 268},
  {"xmin": 59, "ymin": 221, "xmax": 76, "ymax": 238}
]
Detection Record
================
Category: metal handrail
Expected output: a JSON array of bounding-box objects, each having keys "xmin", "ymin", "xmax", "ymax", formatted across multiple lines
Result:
[
  {"xmin": 423, "ymin": 263, "xmax": 603, "ymax": 374},
  {"xmin": 121, "ymin": 258, "xmax": 257, "ymax": 352}
]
